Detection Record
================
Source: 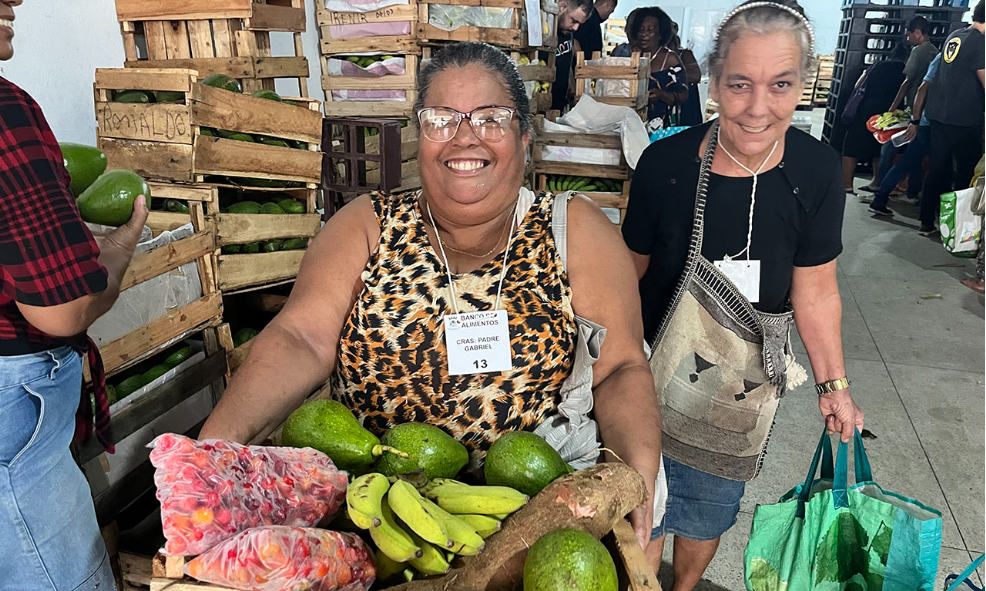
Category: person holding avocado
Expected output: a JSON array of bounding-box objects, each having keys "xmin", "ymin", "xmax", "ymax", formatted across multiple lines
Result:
[{"xmin": 0, "ymin": 0, "xmax": 148, "ymax": 588}]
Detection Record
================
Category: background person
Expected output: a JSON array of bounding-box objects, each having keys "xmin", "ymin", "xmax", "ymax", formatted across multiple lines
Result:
[
  {"xmin": 614, "ymin": 7, "xmax": 687, "ymax": 125},
  {"xmin": 574, "ymin": 0, "xmax": 617, "ymax": 58},
  {"xmin": 622, "ymin": 2, "xmax": 864, "ymax": 588},
  {"xmin": 550, "ymin": 0, "xmax": 594, "ymax": 111},
  {"xmin": 0, "ymin": 0, "xmax": 148, "ymax": 587}
]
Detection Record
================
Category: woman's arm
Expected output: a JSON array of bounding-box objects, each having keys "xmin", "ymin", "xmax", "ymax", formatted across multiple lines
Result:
[
  {"xmin": 199, "ymin": 196, "xmax": 379, "ymax": 443},
  {"xmin": 790, "ymin": 260, "xmax": 864, "ymax": 442},
  {"xmin": 567, "ymin": 196, "xmax": 662, "ymax": 547}
]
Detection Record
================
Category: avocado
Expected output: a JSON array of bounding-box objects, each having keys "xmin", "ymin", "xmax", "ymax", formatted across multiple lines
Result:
[
  {"xmin": 163, "ymin": 345, "xmax": 193, "ymax": 368},
  {"xmin": 260, "ymin": 202, "xmax": 285, "ymax": 215},
  {"xmin": 202, "ymin": 73, "xmax": 242, "ymax": 93},
  {"xmin": 290, "ymin": 140, "xmax": 309, "ymax": 150},
  {"xmin": 142, "ymin": 364, "xmax": 170, "ymax": 385},
  {"xmin": 281, "ymin": 399, "xmax": 389, "ymax": 471},
  {"xmin": 282, "ymin": 237, "xmax": 308, "ymax": 250},
  {"xmin": 484, "ymin": 431, "xmax": 571, "ymax": 497},
  {"xmin": 221, "ymin": 244, "xmax": 242, "ymax": 254},
  {"xmin": 77, "ymin": 169, "xmax": 150, "ymax": 226},
  {"xmin": 251, "ymin": 89, "xmax": 282, "ymax": 102},
  {"xmin": 227, "ymin": 201, "xmax": 262, "ymax": 214},
  {"xmin": 217, "ymin": 129, "xmax": 255, "ymax": 142},
  {"xmin": 163, "ymin": 199, "xmax": 189, "ymax": 213},
  {"xmin": 155, "ymin": 90, "xmax": 185, "ymax": 103},
  {"xmin": 375, "ymin": 422, "xmax": 469, "ymax": 479},
  {"xmin": 523, "ymin": 528, "xmax": 617, "ymax": 591},
  {"xmin": 255, "ymin": 135, "xmax": 290, "ymax": 148},
  {"xmin": 261, "ymin": 239, "xmax": 283, "ymax": 252},
  {"xmin": 232, "ymin": 328, "xmax": 259, "ymax": 347},
  {"xmin": 59, "ymin": 143, "xmax": 107, "ymax": 197},
  {"xmin": 277, "ymin": 199, "xmax": 305, "ymax": 214},
  {"xmin": 115, "ymin": 374, "xmax": 148, "ymax": 399},
  {"xmin": 115, "ymin": 90, "xmax": 154, "ymax": 103},
  {"xmin": 242, "ymin": 242, "xmax": 261, "ymax": 253},
  {"xmin": 199, "ymin": 127, "xmax": 216, "ymax": 137},
  {"xmin": 106, "ymin": 384, "xmax": 119, "ymax": 405}
]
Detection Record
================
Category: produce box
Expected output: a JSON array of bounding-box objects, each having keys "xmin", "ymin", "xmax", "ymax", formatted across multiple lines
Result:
[
  {"xmin": 511, "ymin": 50, "xmax": 556, "ymax": 114},
  {"xmin": 322, "ymin": 55, "xmax": 419, "ymax": 118},
  {"xmin": 94, "ymin": 68, "xmax": 322, "ymax": 186},
  {"xmin": 536, "ymin": 173, "xmax": 629, "ymax": 226},
  {"xmin": 573, "ymin": 52, "xmax": 649, "ymax": 119},
  {"xmin": 316, "ymin": 0, "xmax": 420, "ymax": 55},
  {"xmin": 416, "ymin": 0, "xmax": 559, "ymax": 50},
  {"xmin": 532, "ymin": 114, "xmax": 631, "ymax": 181},
  {"xmin": 114, "ymin": 0, "xmax": 311, "ymax": 96}
]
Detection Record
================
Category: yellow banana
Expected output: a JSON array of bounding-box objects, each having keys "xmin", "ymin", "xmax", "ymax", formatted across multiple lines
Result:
[
  {"xmin": 407, "ymin": 530, "xmax": 451, "ymax": 576},
  {"xmin": 428, "ymin": 484, "xmax": 529, "ymax": 515},
  {"xmin": 347, "ymin": 505, "xmax": 378, "ymax": 529},
  {"xmin": 370, "ymin": 497, "xmax": 423, "ymax": 562},
  {"xmin": 490, "ymin": 512, "xmax": 510, "ymax": 520},
  {"xmin": 419, "ymin": 496, "xmax": 486, "ymax": 555},
  {"xmin": 374, "ymin": 550, "xmax": 407, "ymax": 582},
  {"xmin": 388, "ymin": 479, "xmax": 453, "ymax": 549},
  {"xmin": 457, "ymin": 514, "xmax": 502, "ymax": 538},
  {"xmin": 347, "ymin": 473, "xmax": 390, "ymax": 519}
]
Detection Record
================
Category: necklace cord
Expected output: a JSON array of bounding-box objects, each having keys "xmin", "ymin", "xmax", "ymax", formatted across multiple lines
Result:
[{"xmin": 716, "ymin": 126, "xmax": 779, "ymax": 261}]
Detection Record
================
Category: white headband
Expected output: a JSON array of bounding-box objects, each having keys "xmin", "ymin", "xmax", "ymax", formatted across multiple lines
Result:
[{"xmin": 716, "ymin": 1, "xmax": 816, "ymax": 55}]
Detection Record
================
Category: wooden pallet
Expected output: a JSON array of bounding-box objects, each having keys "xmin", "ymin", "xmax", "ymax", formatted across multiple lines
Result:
[
  {"xmin": 417, "ymin": 0, "xmax": 559, "ymax": 50},
  {"xmin": 116, "ymin": 0, "xmax": 310, "ymax": 96},
  {"xmin": 322, "ymin": 54, "xmax": 418, "ymax": 117},
  {"xmin": 574, "ymin": 51, "xmax": 648, "ymax": 119},
  {"xmin": 316, "ymin": 0, "xmax": 420, "ymax": 54},
  {"xmin": 533, "ymin": 113, "xmax": 631, "ymax": 180},
  {"xmin": 95, "ymin": 68, "xmax": 322, "ymax": 186},
  {"xmin": 536, "ymin": 173, "xmax": 629, "ymax": 225}
]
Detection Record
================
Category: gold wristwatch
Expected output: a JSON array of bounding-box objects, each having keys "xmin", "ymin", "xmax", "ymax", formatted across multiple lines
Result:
[{"xmin": 815, "ymin": 377, "xmax": 851, "ymax": 395}]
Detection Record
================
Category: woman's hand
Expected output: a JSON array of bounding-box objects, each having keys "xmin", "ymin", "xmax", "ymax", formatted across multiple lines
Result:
[
  {"xmin": 902, "ymin": 122, "xmax": 919, "ymax": 143},
  {"xmin": 819, "ymin": 390, "xmax": 864, "ymax": 442}
]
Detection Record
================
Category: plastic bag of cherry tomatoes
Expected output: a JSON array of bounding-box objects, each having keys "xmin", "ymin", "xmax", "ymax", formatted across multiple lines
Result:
[
  {"xmin": 185, "ymin": 526, "xmax": 375, "ymax": 591},
  {"xmin": 149, "ymin": 433, "xmax": 348, "ymax": 556}
]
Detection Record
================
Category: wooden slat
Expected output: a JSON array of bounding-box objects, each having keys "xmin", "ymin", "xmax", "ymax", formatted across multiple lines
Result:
[
  {"xmin": 518, "ymin": 64, "xmax": 555, "ymax": 82},
  {"xmin": 79, "ymin": 352, "xmax": 227, "ymax": 464},
  {"xmin": 153, "ymin": 555, "xmax": 188, "ymax": 579},
  {"xmin": 120, "ymin": 552, "xmax": 153, "ymax": 587},
  {"xmin": 161, "ymin": 20, "xmax": 192, "ymax": 59},
  {"xmin": 217, "ymin": 250, "xmax": 306, "ymax": 291},
  {"xmin": 228, "ymin": 338, "xmax": 254, "ymax": 372},
  {"xmin": 99, "ymin": 138, "xmax": 195, "ymax": 183},
  {"xmin": 95, "ymin": 102, "xmax": 193, "ymax": 144},
  {"xmin": 320, "ymin": 35, "xmax": 419, "ymax": 54},
  {"xmin": 214, "ymin": 213, "xmax": 320, "ymax": 245},
  {"xmin": 317, "ymin": 3, "xmax": 416, "ymax": 26},
  {"xmin": 151, "ymin": 580, "xmax": 229, "ymax": 591},
  {"xmin": 121, "ymin": 231, "xmax": 214, "ymax": 290},
  {"xmin": 417, "ymin": 23, "xmax": 523, "ymax": 47},
  {"xmin": 125, "ymin": 57, "xmax": 254, "ymax": 79},
  {"xmin": 234, "ymin": 29, "xmax": 257, "ymax": 56},
  {"xmin": 191, "ymin": 83, "xmax": 321, "ymax": 142},
  {"xmin": 96, "ymin": 291, "xmax": 223, "ymax": 375},
  {"xmin": 321, "ymin": 97, "xmax": 415, "ymax": 117},
  {"xmin": 146, "ymin": 182, "xmax": 217, "ymax": 202},
  {"xmin": 211, "ymin": 18, "xmax": 234, "ymax": 57},
  {"xmin": 186, "ymin": 20, "xmax": 215, "ymax": 58},
  {"xmin": 253, "ymin": 56, "xmax": 309, "ymax": 79},
  {"xmin": 246, "ymin": 3, "xmax": 306, "ymax": 31},
  {"xmin": 194, "ymin": 136, "xmax": 322, "ymax": 184},
  {"xmin": 321, "ymin": 74, "xmax": 417, "ymax": 91},
  {"xmin": 146, "ymin": 211, "xmax": 192, "ymax": 234},
  {"xmin": 142, "ymin": 21, "xmax": 169, "ymax": 60},
  {"xmin": 533, "ymin": 160, "xmax": 629, "ymax": 179},
  {"xmin": 537, "ymin": 131, "xmax": 621, "ymax": 150},
  {"xmin": 418, "ymin": 0, "xmax": 521, "ymax": 6},
  {"xmin": 611, "ymin": 519, "xmax": 660, "ymax": 590},
  {"xmin": 95, "ymin": 67, "xmax": 195, "ymax": 93},
  {"xmin": 115, "ymin": 0, "xmax": 252, "ymax": 21}
]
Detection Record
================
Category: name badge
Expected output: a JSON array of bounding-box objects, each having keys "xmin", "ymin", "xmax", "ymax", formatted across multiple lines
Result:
[
  {"xmin": 443, "ymin": 310, "xmax": 513, "ymax": 376},
  {"xmin": 714, "ymin": 259, "xmax": 761, "ymax": 303}
]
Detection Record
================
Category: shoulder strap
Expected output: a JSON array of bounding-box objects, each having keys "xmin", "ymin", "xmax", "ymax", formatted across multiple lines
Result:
[{"xmin": 551, "ymin": 191, "xmax": 574, "ymax": 270}]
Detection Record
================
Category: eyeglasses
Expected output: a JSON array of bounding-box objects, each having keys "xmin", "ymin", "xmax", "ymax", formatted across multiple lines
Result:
[{"xmin": 417, "ymin": 106, "xmax": 516, "ymax": 143}]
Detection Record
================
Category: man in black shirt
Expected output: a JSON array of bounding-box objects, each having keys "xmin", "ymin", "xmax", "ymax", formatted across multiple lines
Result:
[
  {"xmin": 573, "ymin": 0, "xmax": 617, "ymax": 58},
  {"xmin": 915, "ymin": 1, "xmax": 985, "ymax": 236},
  {"xmin": 551, "ymin": 0, "xmax": 593, "ymax": 111}
]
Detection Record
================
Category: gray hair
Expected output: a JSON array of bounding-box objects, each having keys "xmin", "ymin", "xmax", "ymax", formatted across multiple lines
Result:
[
  {"xmin": 709, "ymin": 0, "xmax": 816, "ymax": 83},
  {"xmin": 413, "ymin": 42, "xmax": 533, "ymax": 136}
]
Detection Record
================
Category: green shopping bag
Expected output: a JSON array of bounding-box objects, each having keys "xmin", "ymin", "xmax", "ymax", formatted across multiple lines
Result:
[{"xmin": 744, "ymin": 429, "xmax": 943, "ymax": 591}]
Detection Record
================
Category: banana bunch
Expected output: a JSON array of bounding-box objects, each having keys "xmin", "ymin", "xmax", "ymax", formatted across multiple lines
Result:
[
  {"xmin": 347, "ymin": 474, "xmax": 528, "ymax": 577},
  {"xmin": 535, "ymin": 81, "xmax": 551, "ymax": 93},
  {"xmin": 546, "ymin": 175, "xmax": 624, "ymax": 193}
]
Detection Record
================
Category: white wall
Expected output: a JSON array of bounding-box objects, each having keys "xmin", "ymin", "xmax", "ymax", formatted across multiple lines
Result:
[{"xmin": 0, "ymin": 0, "xmax": 328, "ymax": 146}]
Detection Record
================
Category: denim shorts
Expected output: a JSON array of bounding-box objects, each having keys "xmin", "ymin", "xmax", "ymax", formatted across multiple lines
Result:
[
  {"xmin": 0, "ymin": 347, "xmax": 116, "ymax": 591},
  {"xmin": 650, "ymin": 456, "xmax": 746, "ymax": 542}
]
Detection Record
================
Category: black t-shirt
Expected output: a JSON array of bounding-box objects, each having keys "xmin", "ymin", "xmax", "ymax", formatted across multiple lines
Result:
[
  {"xmin": 926, "ymin": 26, "xmax": 985, "ymax": 127},
  {"xmin": 551, "ymin": 33, "xmax": 575, "ymax": 111},
  {"xmin": 622, "ymin": 122, "xmax": 845, "ymax": 340},
  {"xmin": 574, "ymin": 8, "xmax": 604, "ymax": 57}
]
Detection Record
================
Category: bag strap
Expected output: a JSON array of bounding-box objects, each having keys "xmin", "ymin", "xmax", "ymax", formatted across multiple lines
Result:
[
  {"xmin": 551, "ymin": 190, "xmax": 576, "ymax": 269},
  {"xmin": 796, "ymin": 429, "xmax": 835, "ymax": 518},
  {"xmin": 945, "ymin": 555, "xmax": 986, "ymax": 591}
]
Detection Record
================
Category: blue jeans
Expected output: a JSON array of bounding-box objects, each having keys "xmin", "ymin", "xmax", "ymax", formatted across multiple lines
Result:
[
  {"xmin": 0, "ymin": 347, "xmax": 116, "ymax": 591},
  {"xmin": 873, "ymin": 126, "xmax": 930, "ymax": 210},
  {"xmin": 650, "ymin": 456, "xmax": 746, "ymax": 542}
]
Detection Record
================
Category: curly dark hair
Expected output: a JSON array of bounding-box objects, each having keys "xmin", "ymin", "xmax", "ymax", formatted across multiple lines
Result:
[{"xmin": 627, "ymin": 6, "xmax": 674, "ymax": 47}]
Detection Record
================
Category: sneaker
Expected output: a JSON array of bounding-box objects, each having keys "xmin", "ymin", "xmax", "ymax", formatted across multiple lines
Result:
[
  {"xmin": 858, "ymin": 193, "xmax": 873, "ymax": 204},
  {"xmin": 918, "ymin": 226, "xmax": 939, "ymax": 237},
  {"xmin": 868, "ymin": 205, "xmax": 893, "ymax": 216},
  {"xmin": 858, "ymin": 185, "xmax": 877, "ymax": 193},
  {"xmin": 893, "ymin": 195, "xmax": 919, "ymax": 206}
]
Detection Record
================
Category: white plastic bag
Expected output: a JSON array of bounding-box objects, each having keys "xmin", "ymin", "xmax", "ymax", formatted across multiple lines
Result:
[
  {"xmin": 427, "ymin": 5, "xmax": 514, "ymax": 30},
  {"xmin": 556, "ymin": 95, "xmax": 649, "ymax": 169},
  {"xmin": 324, "ymin": 0, "xmax": 407, "ymax": 14},
  {"xmin": 940, "ymin": 177, "xmax": 984, "ymax": 257}
]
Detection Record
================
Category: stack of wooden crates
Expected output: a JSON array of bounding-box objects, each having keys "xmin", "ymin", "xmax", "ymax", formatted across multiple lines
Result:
[{"xmin": 814, "ymin": 54, "xmax": 834, "ymax": 107}]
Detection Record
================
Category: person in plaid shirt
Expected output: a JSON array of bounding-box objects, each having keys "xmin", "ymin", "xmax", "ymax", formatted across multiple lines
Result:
[{"xmin": 0, "ymin": 1, "xmax": 148, "ymax": 588}]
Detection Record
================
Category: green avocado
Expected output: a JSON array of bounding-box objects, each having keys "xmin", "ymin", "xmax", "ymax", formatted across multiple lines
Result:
[
  {"xmin": 375, "ymin": 422, "xmax": 469, "ymax": 479},
  {"xmin": 251, "ymin": 89, "xmax": 282, "ymax": 102},
  {"xmin": 60, "ymin": 143, "xmax": 107, "ymax": 197},
  {"xmin": 261, "ymin": 239, "xmax": 283, "ymax": 252},
  {"xmin": 255, "ymin": 135, "xmax": 290, "ymax": 148},
  {"xmin": 281, "ymin": 237, "xmax": 308, "ymax": 250},
  {"xmin": 242, "ymin": 242, "xmax": 261, "ymax": 253},
  {"xmin": 523, "ymin": 528, "xmax": 617, "ymax": 591},
  {"xmin": 282, "ymin": 399, "xmax": 396, "ymax": 471},
  {"xmin": 115, "ymin": 90, "xmax": 154, "ymax": 103},
  {"xmin": 163, "ymin": 199, "xmax": 189, "ymax": 213},
  {"xmin": 221, "ymin": 244, "xmax": 242, "ymax": 254},
  {"xmin": 290, "ymin": 140, "xmax": 309, "ymax": 150},
  {"xmin": 115, "ymin": 374, "xmax": 148, "ymax": 399},
  {"xmin": 199, "ymin": 127, "xmax": 216, "ymax": 137},
  {"xmin": 77, "ymin": 169, "xmax": 150, "ymax": 226},
  {"xmin": 141, "ymin": 364, "xmax": 170, "ymax": 385},
  {"xmin": 106, "ymin": 384, "xmax": 119, "ymax": 405},
  {"xmin": 217, "ymin": 129, "xmax": 255, "ymax": 142},
  {"xmin": 163, "ymin": 345, "xmax": 193, "ymax": 368},
  {"xmin": 232, "ymin": 328, "xmax": 259, "ymax": 347},
  {"xmin": 277, "ymin": 199, "xmax": 305, "ymax": 214},
  {"xmin": 155, "ymin": 90, "xmax": 185, "ymax": 103},
  {"xmin": 202, "ymin": 73, "xmax": 242, "ymax": 93},
  {"xmin": 227, "ymin": 201, "xmax": 262, "ymax": 214},
  {"xmin": 484, "ymin": 431, "xmax": 571, "ymax": 497},
  {"xmin": 260, "ymin": 202, "xmax": 285, "ymax": 215}
]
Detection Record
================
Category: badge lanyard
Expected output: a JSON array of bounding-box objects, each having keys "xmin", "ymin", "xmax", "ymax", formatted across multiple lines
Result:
[
  {"xmin": 427, "ymin": 201, "xmax": 517, "ymax": 375},
  {"xmin": 713, "ymin": 125, "xmax": 779, "ymax": 303}
]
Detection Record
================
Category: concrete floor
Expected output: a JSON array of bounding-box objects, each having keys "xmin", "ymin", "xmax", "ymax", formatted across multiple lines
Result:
[{"xmin": 658, "ymin": 111, "xmax": 986, "ymax": 590}]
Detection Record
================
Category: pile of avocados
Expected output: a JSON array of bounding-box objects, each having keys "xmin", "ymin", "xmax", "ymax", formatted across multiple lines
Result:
[
  {"xmin": 60, "ymin": 142, "xmax": 149, "ymax": 227},
  {"xmin": 106, "ymin": 341, "xmax": 195, "ymax": 405},
  {"xmin": 218, "ymin": 192, "xmax": 310, "ymax": 255}
]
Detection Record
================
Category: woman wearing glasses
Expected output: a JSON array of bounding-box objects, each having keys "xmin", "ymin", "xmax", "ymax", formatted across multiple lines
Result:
[{"xmin": 200, "ymin": 42, "xmax": 663, "ymax": 549}]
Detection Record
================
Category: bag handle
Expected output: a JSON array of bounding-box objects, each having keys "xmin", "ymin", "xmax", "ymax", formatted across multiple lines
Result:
[
  {"xmin": 797, "ymin": 429, "xmax": 872, "ymax": 517},
  {"xmin": 550, "ymin": 190, "xmax": 576, "ymax": 269},
  {"xmin": 945, "ymin": 554, "xmax": 986, "ymax": 591},
  {"xmin": 796, "ymin": 429, "xmax": 835, "ymax": 518}
]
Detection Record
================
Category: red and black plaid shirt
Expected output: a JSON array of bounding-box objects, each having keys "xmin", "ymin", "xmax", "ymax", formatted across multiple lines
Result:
[{"xmin": 1, "ymin": 76, "xmax": 115, "ymax": 451}]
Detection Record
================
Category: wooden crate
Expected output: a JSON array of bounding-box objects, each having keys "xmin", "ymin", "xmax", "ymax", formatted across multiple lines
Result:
[
  {"xmin": 512, "ymin": 50, "xmax": 556, "ymax": 113},
  {"xmin": 116, "ymin": 0, "xmax": 311, "ymax": 96},
  {"xmin": 316, "ymin": 0, "xmax": 420, "ymax": 54},
  {"xmin": 574, "ymin": 51, "xmax": 648, "ymax": 118},
  {"xmin": 121, "ymin": 519, "xmax": 658, "ymax": 591},
  {"xmin": 94, "ymin": 68, "xmax": 322, "ymax": 186},
  {"xmin": 536, "ymin": 173, "xmax": 629, "ymax": 225},
  {"xmin": 322, "ymin": 54, "xmax": 418, "ymax": 118},
  {"xmin": 532, "ymin": 113, "xmax": 631, "ymax": 180},
  {"xmin": 417, "ymin": 0, "xmax": 559, "ymax": 50}
]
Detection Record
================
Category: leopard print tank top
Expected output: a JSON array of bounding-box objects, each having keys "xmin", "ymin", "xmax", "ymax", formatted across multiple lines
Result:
[{"xmin": 330, "ymin": 190, "xmax": 577, "ymax": 468}]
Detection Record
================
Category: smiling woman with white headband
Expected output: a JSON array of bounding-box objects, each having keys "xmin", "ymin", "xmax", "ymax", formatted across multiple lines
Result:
[{"xmin": 622, "ymin": 1, "xmax": 865, "ymax": 588}]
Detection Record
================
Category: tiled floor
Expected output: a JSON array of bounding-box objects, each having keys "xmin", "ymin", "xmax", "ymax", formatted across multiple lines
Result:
[{"xmin": 658, "ymin": 113, "xmax": 985, "ymax": 590}]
